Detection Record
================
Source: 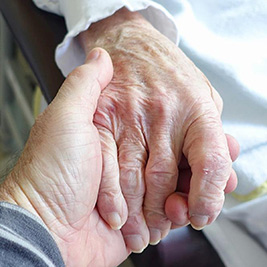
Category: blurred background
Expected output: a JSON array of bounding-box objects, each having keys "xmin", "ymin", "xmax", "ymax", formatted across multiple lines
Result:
[{"xmin": 0, "ymin": 14, "xmax": 46, "ymax": 182}]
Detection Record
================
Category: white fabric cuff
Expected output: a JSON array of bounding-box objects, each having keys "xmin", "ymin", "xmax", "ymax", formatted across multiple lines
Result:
[{"xmin": 33, "ymin": 0, "xmax": 178, "ymax": 77}]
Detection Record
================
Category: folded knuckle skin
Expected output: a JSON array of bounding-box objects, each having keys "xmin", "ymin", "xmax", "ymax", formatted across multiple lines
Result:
[
  {"xmin": 94, "ymin": 96, "xmax": 117, "ymax": 130},
  {"xmin": 146, "ymin": 158, "xmax": 178, "ymax": 191},
  {"xmin": 102, "ymin": 151, "xmax": 118, "ymax": 175},
  {"xmin": 120, "ymin": 166, "xmax": 145, "ymax": 198},
  {"xmin": 144, "ymin": 209, "xmax": 170, "ymax": 229},
  {"xmin": 98, "ymin": 188, "xmax": 121, "ymax": 201}
]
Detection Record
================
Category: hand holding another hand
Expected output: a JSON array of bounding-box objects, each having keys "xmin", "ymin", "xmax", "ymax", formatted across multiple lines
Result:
[
  {"xmin": 0, "ymin": 9, "xmax": 239, "ymax": 266},
  {"xmin": 79, "ymin": 8, "xmax": 239, "ymax": 252}
]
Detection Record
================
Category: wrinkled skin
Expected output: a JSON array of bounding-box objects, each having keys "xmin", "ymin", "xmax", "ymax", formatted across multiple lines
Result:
[
  {"xmin": 0, "ymin": 47, "xmax": 238, "ymax": 266},
  {"xmin": 79, "ymin": 8, "xmax": 239, "ymax": 252},
  {"xmin": 0, "ymin": 50, "xmax": 130, "ymax": 267}
]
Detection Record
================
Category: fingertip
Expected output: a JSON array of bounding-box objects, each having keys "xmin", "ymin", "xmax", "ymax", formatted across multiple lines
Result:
[
  {"xmin": 124, "ymin": 235, "xmax": 147, "ymax": 253},
  {"xmin": 224, "ymin": 169, "xmax": 238, "ymax": 194},
  {"xmin": 85, "ymin": 47, "xmax": 101, "ymax": 62},
  {"xmin": 225, "ymin": 134, "xmax": 240, "ymax": 162},
  {"xmin": 98, "ymin": 193, "xmax": 128, "ymax": 230},
  {"xmin": 165, "ymin": 192, "xmax": 189, "ymax": 226},
  {"xmin": 107, "ymin": 212, "xmax": 124, "ymax": 230},
  {"xmin": 190, "ymin": 215, "xmax": 209, "ymax": 230},
  {"xmin": 97, "ymin": 127, "xmax": 128, "ymax": 230},
  {"xmin": 85, "ymin": 47, "xmax": 114, "ymax": 89},
  {"xmin": 149, "ymin": 229, "xmax": 162, "ymax": 245}
]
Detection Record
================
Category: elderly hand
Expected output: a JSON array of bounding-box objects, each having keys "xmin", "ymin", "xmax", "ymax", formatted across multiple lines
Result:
[
  {"xmin": 0, "ymin": 49, "xmax": 130, "ymax": 267},
  {"xmin": 79, "ymin": 8, "xmax": 238, "ymax": 252},
  {"xmin": 166, "ymin": 133, "xmax": 239, "ymax": 228}
]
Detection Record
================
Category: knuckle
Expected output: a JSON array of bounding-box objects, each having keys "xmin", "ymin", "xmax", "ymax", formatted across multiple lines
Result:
[
  {"xmin": 145, "ymin": 211, "xmax": 170, "ymax": 229},
  {"xmin": 120, "ymin": 166, "xmax": 145, "ymax": 197},
  {"xmin": 144, "ymin": 206, "xmax": 165, "ymax": 217},
  {"xmin": 188, "ymin": 102, "xmax": 220, "ymax": 127},
  {"xmin": 98, "ymin": 188, "xmax": 121, "ymax": 200},
  {"xmin": 102, "ymin": 151, "xmax": 118, "ymax": 174},
  {"xmin": 146, "ymin": 158, "xmax": 178, "ymax": 191},
  {"xmin": 151, "ymin": 94, "xmax": 173, "ymax": 120}
]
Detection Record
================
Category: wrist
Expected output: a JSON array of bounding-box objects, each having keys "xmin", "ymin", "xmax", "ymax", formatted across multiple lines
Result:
[
  {"xmin": 0, "ymin": 156, "xmax": 43, "ymax": 220},
  {"xmin": 79, "ymin": 7, "xmax": 152, "ymax": 56}
]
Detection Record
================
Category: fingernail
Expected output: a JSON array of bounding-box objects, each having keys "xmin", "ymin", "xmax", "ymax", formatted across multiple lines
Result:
[
  {"xmin": 87, "ymin": 48, "xmax": 100, "ymax": 61},
  {"xmin": 190, "ymin": 215, "xmax": 209, "ymax": 230},
  {"xmin": 107, "ymin": 212, "xmax": 122, "ymax": 230},
  {"xmin": 124, "ymin": 235, "xmax": 146, "ymax": 253},
  {"xmin": 149, "ymin": 228, "xmax": 161, "ymax": 245}
]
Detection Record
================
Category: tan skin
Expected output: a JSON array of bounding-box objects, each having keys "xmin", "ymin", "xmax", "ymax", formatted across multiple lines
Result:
[{"xmin": 79, "ymin": 8, "xmax": 238, "ymax": 251}]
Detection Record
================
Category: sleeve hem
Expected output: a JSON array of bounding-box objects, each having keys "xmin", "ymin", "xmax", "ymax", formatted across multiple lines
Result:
[{"xmin": 55, "ymin": 1, "xmax": 179, "ymax": 76}]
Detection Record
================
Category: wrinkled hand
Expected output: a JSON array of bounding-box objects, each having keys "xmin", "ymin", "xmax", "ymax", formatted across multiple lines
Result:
[
  {"xmin": 166, "ymin": 133, "xmax": 239, "ymax": 228},
  {"xmin": 0, "ymin": 49, "xmax": 129, "ymax": 267},
  {"xmin": 79, "ymin": 8, "xmax": 238, "ymax": 252}
]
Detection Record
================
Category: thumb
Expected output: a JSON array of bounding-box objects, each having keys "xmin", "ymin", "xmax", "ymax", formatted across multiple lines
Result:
[{"xmin": 53, "ymin": 48, "xmax": 113, "ymax": 120}]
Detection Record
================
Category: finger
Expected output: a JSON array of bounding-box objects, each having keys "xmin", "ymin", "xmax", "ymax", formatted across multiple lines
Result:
[
  {"xmin": 165, "ymin": 192, "xmax": 189, "ymax": 227},
  {"xmin": 179, "ymin": 134, "xmax": 239, "ymax": 169},
  {"xmin": 224, "ymin": 169, "xmax": 238, "ymax": 194},
  {"xmin": 97, "ymin": 127, "xmax": 128, "ymax": 230},
  {"xmin": 177, "ymin": 167, "xmax": 237, "ymax": 195},
  {"xmin": 183, "ymin": 106, "xmax": 232, "ymax": 230},
  {"xmin": 118, "ymin": 141, "xmax": 149, "ymax": 253},
  {"xmin": 144, "ymin": 142, "xmax": 178, "ymax": 245},
  {"xmin": 224, "ymin": 134, "xmax": 239, "ymax": 194},
  {"xmin": 171, "ymin": 133, "xmax": 238, "ymax": 227},
  {"xmin": 225, "ymin": 134, "xmax": 240, "ymax": 162},
  {"xmin": 177, "ymin": 134, "xmax": 239, "ymax": 194},
  {"xmin": 54, "ymin": 48, "xmax": 113, "ymax": 120}
]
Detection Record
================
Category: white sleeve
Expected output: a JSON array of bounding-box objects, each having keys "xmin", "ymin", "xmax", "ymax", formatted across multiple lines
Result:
[{"xmin": 33, "ymin": 0, "xmax": 178, "ymax": 76}]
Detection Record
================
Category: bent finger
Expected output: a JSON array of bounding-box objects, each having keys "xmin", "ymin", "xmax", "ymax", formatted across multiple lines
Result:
[
  {"xmin": 118, "ymin": 141, "xmax": 149, "ymax": 253},
  {"xmin": 97, "ymin": 126, "xmax": 128, "ymax": 230},
  {"xmin": 144, "ymin": 142, "xmax": 178, "ymax": 245},
  {"xmin": 183, "ymin": 107, "xmax": 232, "ymax": 230}
]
